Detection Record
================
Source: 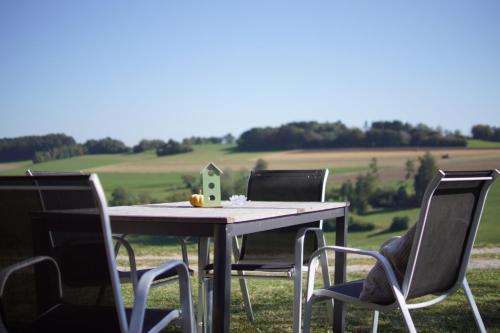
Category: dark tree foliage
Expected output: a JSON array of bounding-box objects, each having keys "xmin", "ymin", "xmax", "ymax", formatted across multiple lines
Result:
[
  {"xmin": 236, "ymin": 121, "xmax": 466, "ymax": 151},
  {"xmin": 254, "ymin": 158, "xmax": 268, "ymax": 171},
  {"xmin": 132, "ymin": 139, "xmax": 166, "ymax": 153},
  {"xmin": 471, "ymin": 124, "xmax": 500, "ymax": 142},
  {"xmin": 33, "ymin": 144, "xmax": 86, "ymax": 164},
  {"xmin": 389, "ymin": 216, "xmax": 410, "ymax": 231},
  {"xmin": 156, "ymin": 139, "xmax": 193, "ymax": 156},
  {"xmin": 414, "ymin": 152, "xmax": 438, "ymax": 204},
  {"xmin": 0, "ymin": 133, "xmax": 76, "ymax": 162},
  {"xmin": 181, "ymin": 134, "xmax": 235, "ymax": 145},
  {"xmin": 84, "ymin": 137, "xmax": 130, "ymax": 154}
]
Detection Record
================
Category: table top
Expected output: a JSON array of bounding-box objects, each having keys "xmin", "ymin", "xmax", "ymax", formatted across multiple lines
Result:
[{"xmin": 107, "ymin": 201, "xmax": 348, "ymax": 224}]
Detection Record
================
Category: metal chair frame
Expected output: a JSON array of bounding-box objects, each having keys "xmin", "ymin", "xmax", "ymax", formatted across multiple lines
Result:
[
  {"xmin": 303, "ymin": 169, "xmax": 499, "ymax": 333},
  {"xmin": 0, "ymin": 174, "xmax": 196, "ymax": 333},
  {"xmin": 25, "ymin": 170, "xmax": 192, "ymax": 295},
  {"xmin": 202, "ymin": 169, "xmax": 333, "ymax": 333}
]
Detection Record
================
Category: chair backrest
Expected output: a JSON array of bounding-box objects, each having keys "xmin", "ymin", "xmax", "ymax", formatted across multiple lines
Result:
[
  {"xmin": 239, "ymin": 169, "xmax": 328, "ymax": 264},
  {"xmin": 0, "ymin": 174, "xmax": 127, "ymax": 332},
  {"xmin": 403, "ymin": 169, "xmax": 499, "ymax": 300}
]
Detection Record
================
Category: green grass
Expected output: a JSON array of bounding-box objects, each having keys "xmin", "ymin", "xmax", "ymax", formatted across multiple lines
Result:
[
  {"xmin": 118, "ymin": 268, "xmax": 500, "ymax": 332},
  {"xmin": 0, "ymin": 151, "xmax": 158, "ymax": 175},
  {"xmin": 467, "ymin": 139, "xmax": 500, "ymax": 148},
  {"xmin": 98, "ymin": 172, "xmax": 188, "ymax": 198}
]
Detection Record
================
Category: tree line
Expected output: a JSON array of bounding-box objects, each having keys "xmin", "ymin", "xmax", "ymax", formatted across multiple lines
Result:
[
  {"xmin": 237, "ymin": 121, "xmax": 467, "ymax": 151},
  {"xmin": 1, "ymin": 121, "xmax": 498, "ymax": 163},
  {"xmin": 471, "ymin": 124, "xmax": 500, "ymax": 142},
  {"xmin": 0, "ymin": 134, "xmax": 234, "ymax": 163}
]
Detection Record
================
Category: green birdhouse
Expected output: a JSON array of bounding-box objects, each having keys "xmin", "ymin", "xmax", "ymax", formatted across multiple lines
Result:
[{"xmin": 201, "ymin": 162, "xmax": 223, "ymax": 207}]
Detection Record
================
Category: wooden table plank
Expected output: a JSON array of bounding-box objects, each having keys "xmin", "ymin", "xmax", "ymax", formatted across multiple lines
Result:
[{"xmin": 108, "ymin": 201, "xmax": 347, "ymax": 224}]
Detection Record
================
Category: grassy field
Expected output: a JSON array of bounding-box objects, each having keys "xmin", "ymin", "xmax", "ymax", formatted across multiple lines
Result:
[
  {"xmin": 1, "ymin": 143, "xmax": 499, "ymax": 332},
  {"xmin": 1, "ymin": 143, "xmax": 499, "ymax": 246},
  {"xmin": 467, "ymin": 139, "xmax": 500, "ymax": 148}
]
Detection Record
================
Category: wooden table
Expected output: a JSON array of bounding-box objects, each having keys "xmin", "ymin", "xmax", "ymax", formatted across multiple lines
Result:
[{"xmin": 108, "ymin": 201, "xmax": 349, "ymax": 333}]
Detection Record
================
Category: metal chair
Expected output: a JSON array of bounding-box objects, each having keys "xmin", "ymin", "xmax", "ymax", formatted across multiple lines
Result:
[
  {"xmin": 203, "ymin": 169, "xmax": 332, "ymax": 333},
  {"xmin": 0, "ymin": 174, "xmax": 196, "ymax": 333},
  {"xmin": 303, "ymin": 169, "xmax": 499, "ymax": 333},
  {"xmin": 25, "ymin": 170, "xmax": 192, "ymax": 295}
]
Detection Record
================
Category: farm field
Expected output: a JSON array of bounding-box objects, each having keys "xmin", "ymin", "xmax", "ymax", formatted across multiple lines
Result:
[
  {"xmin": 2, "ymin": 143, "xmax": 500, "ymax": 332},
  {"xmin": 1, "ymin": 143, "xmax": 499, "ymax": 247}
]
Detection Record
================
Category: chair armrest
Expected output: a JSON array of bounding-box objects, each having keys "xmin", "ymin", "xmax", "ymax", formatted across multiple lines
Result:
[
  {"xmin": 0, "ymin": 256, "xmax": 62, "ymax": 299},
  {"xmin": 305, "ymin": 246, "xmax": 401, "ymax": 304},
  {"xmin": 112, "ymin": 235, "xmax": 139, "ymax": 293},
  {"xmin": 294, "ymin": 227, "xmax": 326, "ymax": 270},
  {"xmin": 129, "ymin": 260, "xmax": 195, "ymax": 333}
]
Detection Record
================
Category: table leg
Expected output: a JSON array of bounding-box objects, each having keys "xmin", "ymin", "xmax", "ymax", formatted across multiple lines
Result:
[
  {"xmin": 334, "ymin": 212, "xmax": 348, "ymax": 332},
  {"xmin": 212, "ymin": 224, "xmax": 232, "ymax": 333}
]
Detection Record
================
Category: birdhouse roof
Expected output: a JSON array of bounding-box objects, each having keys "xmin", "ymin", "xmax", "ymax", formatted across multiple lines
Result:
[{"xmin": 200, "ymin": 162, "xmax": 223, "ymax": 175}]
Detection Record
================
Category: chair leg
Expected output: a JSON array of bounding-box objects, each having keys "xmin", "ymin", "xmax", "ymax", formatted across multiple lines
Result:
[
  {"xmin": 371, "ymin": 310, "xmax": 379, "ymax": 333},
  {"xmin": 204, "ymin": 277, "xmax": 213, "ymax": 333},
  {"xmin": 318, "ymin": 236, "xmax": 333, "ymax": 325},
  {"xmin": 463, "ymin": 278, "xmax": 487, "ymax": 333},
  {"xmin": 237, "ymin": 274, "xmax": 255, "ymax": 321},
  {"xmin": 303, "ymin": 295, "xmax": 316, "ymax": 333},
  {"xmin": 396, "ymin": 300, "xmax": 416, "ymax": 333},
  {"xmin": 293, "ymin": 269, "xmax": 303, "ymax": 333},
  {"xmin": 232, "ymin": 236, "xmax": 255, "ymax": 322}
]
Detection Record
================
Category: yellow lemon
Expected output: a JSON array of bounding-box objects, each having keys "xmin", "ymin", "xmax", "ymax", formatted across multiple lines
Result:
[{"xmin": 190, "ymin": 194, "xmax": 204, "ymax": 207}]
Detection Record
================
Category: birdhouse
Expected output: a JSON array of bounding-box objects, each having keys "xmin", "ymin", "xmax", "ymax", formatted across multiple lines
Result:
[{"xmin": 201, "ymin": 162, "xmax": 223, "ymax": 207}]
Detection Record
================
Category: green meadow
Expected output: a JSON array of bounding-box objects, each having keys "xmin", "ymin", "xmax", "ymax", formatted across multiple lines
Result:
[
  {"xmin": 1, "ymin": 142, "xmax": 500, "ymax": 332},
  {"xmin": 1, "ymin": 142, "xmax": 499, "ymax": 247}
]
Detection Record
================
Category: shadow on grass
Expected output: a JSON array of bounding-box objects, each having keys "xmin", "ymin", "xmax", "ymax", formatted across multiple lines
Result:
[
  {"xmin": 367, "ymin": 228, "xmax": 398, "ymax": 238},
  {"xmin": 360, "ymin": 206, "xmax": 414, "ymax": 217}
]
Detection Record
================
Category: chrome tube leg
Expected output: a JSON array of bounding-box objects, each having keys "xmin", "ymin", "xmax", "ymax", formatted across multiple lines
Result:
[
  {"xmin": 303, "ymin": 296, "xmax": 316, "ymax": 333},
  {"xmin": 204, "ymin": 277, "xmax": 213, "ymax": 333},
  {"xmin": 293, "ymin": 269, "xmax": 303, "ymax": 333},
  {"xmin": 198, "ymin": 237, "xmax": 210, "ymax": 333},
  {"xmin": 394, "ymin": 294, "xmax": 416, "ymax": 333},
  {"xmin": 371, "ymin": 310, "xmax": 379, "ymax": 333},
  {"xmin": 318, "ymin": 234, "xmax": 333, "ymax": 325},
  {"xmin": 463, "ymin": 278, "xmax": 487, "ymax": 333},
  {"xmin": 237, "ymin": 274, "xmax": 255, "ymax": 321},
  {"xmin": 232, "ymin": 236, "xmax": 255, "ymax": 322}
]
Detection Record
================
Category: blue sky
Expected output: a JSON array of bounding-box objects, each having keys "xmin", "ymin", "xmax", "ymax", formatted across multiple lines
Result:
[{"xmin": 1, "ymin": 1, "xmax": 499, "ymax": 145}]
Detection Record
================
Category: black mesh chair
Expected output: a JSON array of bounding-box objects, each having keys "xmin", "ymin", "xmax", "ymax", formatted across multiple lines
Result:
[
  {"xmin": 25, "ymin": 170, "xmax": 192, "ymax": 295},
  {"xmin": 303, "ymin": 169, "xmax": 499, "ymax": 333},
  {"xmin": 203, "ymin": 169, "xmax": 332, "ymax": 333},
  {"xmin": 0, "ymin": 174, "xmax": 196, "ymax": 333}
]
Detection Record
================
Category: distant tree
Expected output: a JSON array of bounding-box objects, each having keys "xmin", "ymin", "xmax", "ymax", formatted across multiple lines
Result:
[
  {"xmin": 405, "ymin": 159, "xmax": 415, "ymax": 180},
  {"xmin": 182, "ymin": 136, "xmax": 223, "ymax": 145},
  {"xmin": 220, "ymin": 169, "xmax": 247, "ymax": 199},
  {"xmin": 338, "ymin": 179, "xmax": 354, "ymax": 201},
  {"xmin": 133, "ymin": 139, "xmax": 165, "ymax": 153},
  {"xmin": 236, "ymin": 120, "xmax": 465, "ymax": 151},
  {"xmin": 471, "ymin": 124, "xmax": 493, "ymax": 140},
  {"xmin": 0, "ymin": 133, "xmax": 76, "ymax": 162},
  {"xmin": 389, "ymin": 216, "xmax": 410, "ymax": 232},
  {"xmin": 414, "ymin": 152, "xmax": 437, "ymax": 204},
  {"xmin": 84, "ymin": 137, "xmax": 130, "ymax": 154},
  {"xmin": 471, "ymin": 124, "xmax": 500, "ymax": 142},
  {"xmin": 156, "ymin": 139, "xmax": 193, "ymax": 156},
  {"xmin": 110, "ymin": 186, "xmax": 137, "ymax": 206},
  {"xmin": 33, "ymin": 144, "xmax": 86, "ymax": 163},
  {"xmin": 254, "ymin": 158, "xmax": 268, "ymax": 171},
  {"xmin": 181, "ymin": 174, "xmax": 202, "ymax": 194},
  {"xmin": 222, "ymin": 133, "xmax": 235, "ymax": 144}
]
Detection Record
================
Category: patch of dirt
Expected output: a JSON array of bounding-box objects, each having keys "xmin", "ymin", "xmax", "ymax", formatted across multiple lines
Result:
[{"xmin": 0, "ymin": 161, "xmax": 27, "ymax": 171}]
